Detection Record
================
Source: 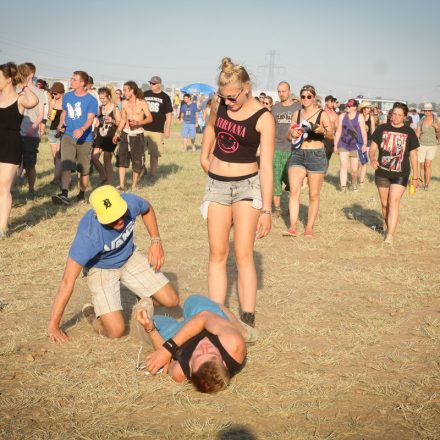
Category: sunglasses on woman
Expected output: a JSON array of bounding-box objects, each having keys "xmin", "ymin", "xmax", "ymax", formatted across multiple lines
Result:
[
  {"xmin": 216, "ymin": 89, "xmax": 243, "ymax": 104},
  {"xmin": 300, "ymin": 94, "xmax": 314, "ymax": 100}
]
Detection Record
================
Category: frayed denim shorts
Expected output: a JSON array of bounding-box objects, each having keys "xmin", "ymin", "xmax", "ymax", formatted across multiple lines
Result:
[
  {"xmin": 200, "ymin": 171, "xmax": 262, "ymax": 219},
  {"xmin": 289, "ymin": 148, "xmax": 327, "ymax": 173}
]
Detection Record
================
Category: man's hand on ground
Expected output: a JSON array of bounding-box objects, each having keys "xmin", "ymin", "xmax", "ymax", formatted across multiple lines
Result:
[
  {"xmin": 148, "ymin": 243, "xmax": 164, "ymax": 271},
  {"xmin": 48, "ymin": 325, "xmax": 69, "ymax": 343},
  {"xmin": 146, "ymin": 346, "xmax": 172, "ymax": 374}
]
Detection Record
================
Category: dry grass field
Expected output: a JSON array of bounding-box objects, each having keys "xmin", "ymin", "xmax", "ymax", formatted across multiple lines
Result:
[{"xmin": 1, "ymin": 124, "xmax": 440, "ymax": 440}]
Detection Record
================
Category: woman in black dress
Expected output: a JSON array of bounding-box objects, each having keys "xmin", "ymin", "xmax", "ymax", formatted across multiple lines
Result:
[{"xmin": 0, "ymin": 62, "xmax": 39, "ymax": 239}]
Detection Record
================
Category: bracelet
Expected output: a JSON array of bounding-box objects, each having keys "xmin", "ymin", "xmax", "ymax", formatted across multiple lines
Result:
[
  {"xmin": 260, "ymin": 210, "xmax": 272, "ymax": 215},
  {"xmin": 162, "ymin": 338, "xmax": 183, "ymax": 360},
  {"xmin": 150, "ymin": 236, "xmax": 162, "ymax": 244},
  {"xmin": 146, "ymin": 325, "xmax": 156, "ymax": 333}
]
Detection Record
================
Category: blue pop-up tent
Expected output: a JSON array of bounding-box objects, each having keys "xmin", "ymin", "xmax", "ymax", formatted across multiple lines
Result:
[{"xmin": 181, "ymin": 83, "xmax": 215, "ymax": 95}]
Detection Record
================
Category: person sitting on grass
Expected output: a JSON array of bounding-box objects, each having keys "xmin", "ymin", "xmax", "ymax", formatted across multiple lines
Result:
[
  {"xmin": 135, "ymin": 294, "xmax": 256, "ymax": 393},
  {"xmin": 48, "ymin": 185, "xmax": 179, "ymax": 342}
]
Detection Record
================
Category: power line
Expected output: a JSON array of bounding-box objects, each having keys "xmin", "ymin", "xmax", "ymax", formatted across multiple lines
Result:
[{"xmin": 258, "ymin": 50, "xmax": 285, "ymax": 90}]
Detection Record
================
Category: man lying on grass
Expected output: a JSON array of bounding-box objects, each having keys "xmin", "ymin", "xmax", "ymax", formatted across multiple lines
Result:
[
  {"xmin": 48, "ymin": 185, "xmax": 179, "ymax": 342},
  {"xmin": 135, "ymin": 294, "xmax": 257, "ymax": 393}
]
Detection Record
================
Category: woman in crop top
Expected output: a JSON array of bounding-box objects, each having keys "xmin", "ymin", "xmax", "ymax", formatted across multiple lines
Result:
[
  {"xmin": 0, "ymin": 62, "xmax": 39, "ymax": 239},
  {"xmin": 334, "ymin": 99, "xmax": 368, "ymax": 192},
  {"xmin": 285, "ymin": 85, "xmax": 334, "ymax": 238},
  {"xmin": 47, "ymin": 82, "xmax": 65, "ymax": 185},
  {"xmin": 200, "ymin": 57, "xmax": 275, "ymax": 328}
]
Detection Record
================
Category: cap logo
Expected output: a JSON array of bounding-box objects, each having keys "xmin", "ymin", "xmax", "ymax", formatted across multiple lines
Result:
[{"xmin": 103, "ymin": 198, "xmax": 112, "ymax": 209}]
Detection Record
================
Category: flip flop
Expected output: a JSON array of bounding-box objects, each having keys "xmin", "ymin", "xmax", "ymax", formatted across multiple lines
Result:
[
  {"xmin": 304, "ymin": 230, "xmax": 313, "ymax": 238},
  {"xmin": 282, "ymin": 228, "xmax": 297, "ymax": 237}
]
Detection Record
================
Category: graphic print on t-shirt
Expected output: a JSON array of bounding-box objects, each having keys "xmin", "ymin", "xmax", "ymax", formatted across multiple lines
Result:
[
  {"xmin": 379, "ymin": 130, "xmax": 408, "ymax": 173},
  {"xmin": 216, "ymin": 116, "xmax": 247, "ymax": 154},
  {"xmin": 67, "ymin": 102, "xmax": 83, "ymax": 120}
]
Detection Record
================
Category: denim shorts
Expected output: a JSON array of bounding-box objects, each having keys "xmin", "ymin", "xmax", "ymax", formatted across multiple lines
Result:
[
  {"xmin": 181, "ymin": 123, "xmax": 196, "ymax": 139},
  {"xmin": 200, "ymin": 172, "xmax": 262, "ymax": 219},
  {"xmin": 47, "ymin": 129, "xmax": 60, "ymax": 144},
  {"xmin": 289, "ymin": 148, "xmax": 327, "ymax": 173}
]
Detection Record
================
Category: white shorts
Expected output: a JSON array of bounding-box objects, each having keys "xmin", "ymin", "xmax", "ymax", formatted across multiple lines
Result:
[
  {"xmin": 86, "ymin": 249, "xmax": 169, "ymax": 317},
  {"xmin": 418, "ymin": 145, "xmax": 437, "ymax": 162}
]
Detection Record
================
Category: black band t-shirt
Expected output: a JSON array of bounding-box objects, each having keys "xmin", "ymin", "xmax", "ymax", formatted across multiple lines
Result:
[
  {"xmin": 143, "ymin": 90, "xmax": 173, "ymax": 133},
  {"xmin": 371, "ymin": 123, "xmax": 419, "ymax": 179}
]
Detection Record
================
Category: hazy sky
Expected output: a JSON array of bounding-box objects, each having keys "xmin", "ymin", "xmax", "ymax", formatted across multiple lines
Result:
[{"xmin": 1, "ymin": 0, "xmax": 439, "ymax": 103}]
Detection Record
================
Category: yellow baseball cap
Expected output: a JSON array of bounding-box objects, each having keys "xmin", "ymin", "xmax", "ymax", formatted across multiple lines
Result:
[{"xmin": 89, "ymin": 185, "xmax": 128, "ymax": 225}]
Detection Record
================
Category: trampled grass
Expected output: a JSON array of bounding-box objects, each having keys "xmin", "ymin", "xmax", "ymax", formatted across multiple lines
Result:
[{"xmin": 1, "ymin": 124, "xmax": 439, "ymax": 439}]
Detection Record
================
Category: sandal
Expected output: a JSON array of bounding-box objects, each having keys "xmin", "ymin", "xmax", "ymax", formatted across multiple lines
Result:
[
  {"xmin": 304, "ymin": 229, "xmax": 313, "ymax": 238},
  {"xmin": 282, "ymin": 228, "xmax": 297, "ymax": 237}
]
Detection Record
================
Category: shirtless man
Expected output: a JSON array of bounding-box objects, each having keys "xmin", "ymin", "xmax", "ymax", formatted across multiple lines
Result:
[
  {"xmin": 135, "ymin": 294, "xmax": 255, "ymax": 393},
  {"xmin": 113, "ymin": 81, "xmax": 152, "ymax": 191},
  {"xmin": 323, "ymin": 95, "xmax": 339, "ymax": 165}
]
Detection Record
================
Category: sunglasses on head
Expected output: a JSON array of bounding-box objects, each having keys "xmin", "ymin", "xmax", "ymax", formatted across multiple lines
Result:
[
  {"xmin": 216, "ymin": 89, "xmax": 243, "ymax": 104},
  {"xmin": 300, "ymin": 94, "xmax": 314, "ymax": 100}
]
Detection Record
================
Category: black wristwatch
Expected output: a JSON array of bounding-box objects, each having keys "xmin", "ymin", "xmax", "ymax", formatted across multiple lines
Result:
[{"xmin": 162, "ymin": 338, "xmax": 182, "ymax": 359}]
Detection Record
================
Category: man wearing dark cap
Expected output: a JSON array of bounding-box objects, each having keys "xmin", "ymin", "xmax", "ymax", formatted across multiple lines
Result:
[
  {"xmin": 323, "ymin": 95, "xmax": 339, "ymax": 164},
  {"xmin": 48, "ymin": 185, "xmax": 179, "ymax": 342},
  {"xmin": 143, "ymin": 76, "xmax": 173, "ymax": 179}
]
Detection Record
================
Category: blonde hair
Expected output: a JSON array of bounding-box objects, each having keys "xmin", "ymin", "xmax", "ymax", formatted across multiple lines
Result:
[
  {"xmin": 217, "ymin": 57, "xmax": 251, "ymax": 88},
  {"xmin": 0, "ymin": 62, "xmax": 31, "ymax": 87}
]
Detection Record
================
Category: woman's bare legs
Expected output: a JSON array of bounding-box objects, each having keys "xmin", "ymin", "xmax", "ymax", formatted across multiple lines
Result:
[
  {"xmin": 377, "ymin": 185, "xmax": 390, "ymax": 230},
  {"xmin": 91, "ymin": 148, "xmax": 106, "ymax": 182},
  {"xmin": 103, "ymin": 151, "xmax": 113, "ymax": 184},
  {"xmin": 0, "ymin": 163, "xmax": 19, "ymax": 233},
  {"xmin": 287, "ymin": 166, "xmax": 307, "ymax": 231},
  {"xmin": 232, "ymin": 201, "xmax": 260, "ymax": 314},
  {"xmin": 49, "ymin": 142, "xmax": 62, "ymax": 183},
  {"xmin": 339, "ymin": 151, "xmax": 349, "ymax": 188},
  {"xmin": 350, "ymin": 157, "xmax": 359, "ymax": 186},
  {"xmin": 305, "ymin": 172, "xmax": 324, "ymax": 234},
  {"xmin": 207, "ymin": 202, "xmax": 232, "ymax": 305},
  {"xmin": 386, "ymin": 184, "xmax": 406, "ymax": 236}
]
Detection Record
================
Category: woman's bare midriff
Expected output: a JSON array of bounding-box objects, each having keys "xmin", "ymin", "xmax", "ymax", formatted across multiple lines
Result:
[
  {"xmin": 301, "ymin": 141, "xmax": 325, "ymax": 150},
  {"xmin": 209, "ymin": 157, "xmax": 258, "ymax": 177}
]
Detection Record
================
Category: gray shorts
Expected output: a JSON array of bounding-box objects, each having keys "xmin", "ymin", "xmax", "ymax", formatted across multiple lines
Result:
[
  {"xmin": 199, "ymin": 172, "xmax": 262, "ymax": 219},
  {"xmin": 289, "ymin": 148, "xmax": 327, "ymax": 174},
  {"xmin": 60, "ymin": 135, "xmax": 92, "ymax": 175},
  {"xmin": 86, "ymin": 249, "xmax": 169, "ymax": 317}
]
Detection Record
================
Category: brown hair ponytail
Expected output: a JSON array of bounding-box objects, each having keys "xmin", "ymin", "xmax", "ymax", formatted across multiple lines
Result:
[{"xmin": 0, "ymin": 62, "xmax": 31, "ymax": 87}]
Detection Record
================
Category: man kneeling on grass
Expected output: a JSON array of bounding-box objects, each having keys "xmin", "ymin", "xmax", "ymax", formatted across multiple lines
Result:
[
  {"xmin": 48, "ymin": 185, "xmax": 179, "ymax": 342},
  {"xmin": 135, "ymin": 294, "xmax": 257, "ymax": 393}
]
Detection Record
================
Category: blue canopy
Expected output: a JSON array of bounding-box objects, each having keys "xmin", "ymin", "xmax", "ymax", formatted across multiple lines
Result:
[{"xmin": 181, "ymin": 83, "xmax": 215, "ymax": 95}]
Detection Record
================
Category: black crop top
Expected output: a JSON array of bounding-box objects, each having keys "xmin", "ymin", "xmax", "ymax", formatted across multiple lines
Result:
[
  {"xmin": 177, "ymin": 330, "xmax": 244, "ymax": 379},
  {"xmin": 213, "ymin": 103, "xmax": 268, "ymax": 163},
  {"xmin": 297, "ymin": 109, "xmax": 324, "ymax": 142}
]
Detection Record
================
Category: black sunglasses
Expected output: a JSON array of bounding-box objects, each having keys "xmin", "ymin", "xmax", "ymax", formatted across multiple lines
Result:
[
  {"xmin": 149, "ymin": 82, "xmax": 158, "ymax": 85},
  {"xmin": 300, "ymin": 94, "xmax": 314, "ymax": 99},
  {"xmin": 216, "ymin": 89, "xmax": 243, "ymax": 104}
]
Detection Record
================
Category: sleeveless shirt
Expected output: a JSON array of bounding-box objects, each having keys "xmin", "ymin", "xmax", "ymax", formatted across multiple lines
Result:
[
  {"xmin": 338, "ymin": 113, "xmax": 361, "ymax": 151},
  {"xmin": 177, "ymin": 330, "xmax": 244, "ymax": 379},
  {"xmin": 213, "ymin": 103, "xmax": 268, "ymax": 163}
]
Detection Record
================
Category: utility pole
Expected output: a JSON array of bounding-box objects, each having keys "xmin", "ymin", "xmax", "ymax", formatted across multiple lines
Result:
[{"xmin": 259, "ymin": 50, "xmax": 285, "ymax": 91}]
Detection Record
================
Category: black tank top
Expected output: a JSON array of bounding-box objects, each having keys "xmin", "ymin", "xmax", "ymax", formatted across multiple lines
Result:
[
  {"xmin": 50, "ymin": 109, "xmax": 63, "ymax": 130},
  {"xmin": 0, "ymin": 100, "xmax": 22, "ymax": 132},
  {"xmin": 177, "ymin": 330, "xmax": 244, "ymax": 379},
  {"xmin": 297, "ymin": 109, "xmax": 324, "ymax": 142},
  {"xmin": 213, "ymin": 103, "xmax": 268, "ymax": 163}
]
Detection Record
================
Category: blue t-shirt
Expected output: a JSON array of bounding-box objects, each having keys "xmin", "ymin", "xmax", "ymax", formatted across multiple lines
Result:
[
  {"xmin": 181, "ymin": 103, "xmax": 198, "ymax": 124},
  {"xmin": 69, "ymin": 193, "xmax": 149, "ymax": 269},
  {"xmin": 62, "ymin": 91, "xmax": 98, "ymax": 142}
]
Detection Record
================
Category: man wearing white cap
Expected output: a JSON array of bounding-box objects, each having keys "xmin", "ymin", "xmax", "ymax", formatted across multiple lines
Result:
[
  {"xmin": 143, "ymin": 76, "xmax": 173, "ymax": 179},
  {"xmin": 48, "ymin": 185, "xmax": 178, "ymax": 342}
]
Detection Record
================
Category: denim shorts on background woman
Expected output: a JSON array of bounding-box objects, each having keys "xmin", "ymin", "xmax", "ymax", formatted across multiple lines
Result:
[{"xmin": 289, "ymin": 148, "xmax": 327, "ymax": 173}]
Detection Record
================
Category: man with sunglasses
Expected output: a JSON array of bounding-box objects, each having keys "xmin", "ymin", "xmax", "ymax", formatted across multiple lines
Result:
[
  {"xmin": 143, "ymin": 76, "xmax": 173, "ymax": 179},
  {"xmin": 48, "ymin": 185, "xmax": 179, "ymax": 343},
  {"xmin": 180, "ymin": 93, "xmax": 199, "ymax": 152}
]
